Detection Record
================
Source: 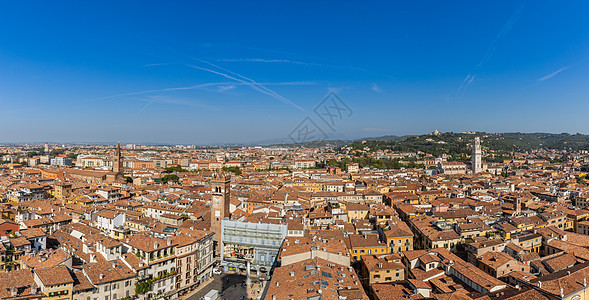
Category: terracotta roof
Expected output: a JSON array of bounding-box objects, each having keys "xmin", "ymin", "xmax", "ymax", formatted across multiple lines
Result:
[
  {"xmin": 35, "ymin": 265, "xmax": 74, "ymax": 286},
  {"xmin": 83, "ymin": 260, "xmax": 135, "ymax": 285}
]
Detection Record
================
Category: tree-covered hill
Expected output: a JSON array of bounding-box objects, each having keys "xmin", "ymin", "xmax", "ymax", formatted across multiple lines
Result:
[{"xmin": 341, "ymin": 132, "xmax": 589, "ymax": 157}]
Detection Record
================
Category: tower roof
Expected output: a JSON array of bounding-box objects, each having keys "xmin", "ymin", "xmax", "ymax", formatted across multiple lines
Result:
[{"xmin": 211, "ymin": 172, "xmax": 231, "ymax": 182}]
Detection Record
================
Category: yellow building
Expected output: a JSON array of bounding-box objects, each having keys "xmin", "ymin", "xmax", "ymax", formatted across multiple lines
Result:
[
  {"xmin": 361, "ymin": 254, "xmax": 405, "ymax": 286},
  {"xmin": 33, "ymin": 266, "xmax": 74, "ymax": 300},
  {"xmin": 346, "ymin": 234, "xmax": 388, "ymax": 261},
  {"xmin": 381, "ymin": 218, "xmax": 414, "ymax": 254},
  {"xmin": 347, "ymin": 203, "xmax": 369, "ymax": 220},
  {"xmin": 53, "ymin": 183, "xmax": 72, "ymax": 202}
]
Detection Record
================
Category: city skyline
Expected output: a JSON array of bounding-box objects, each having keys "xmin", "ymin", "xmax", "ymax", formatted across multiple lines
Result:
[{"xmin": 1, "ymin": 1, "xmax": 589, "ymax": 144}]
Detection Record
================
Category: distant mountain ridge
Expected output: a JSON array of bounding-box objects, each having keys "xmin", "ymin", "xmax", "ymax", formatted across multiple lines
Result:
[{"xmin": 263, "ymin": 132, "xmax": 589, "ymax": 151}]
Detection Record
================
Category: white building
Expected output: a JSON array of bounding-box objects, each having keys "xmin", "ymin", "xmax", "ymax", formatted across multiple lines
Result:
[
  {"xmin": 95, "ymin": 210, "xmax": 126, "ymax": 234},
  {"xmin": 50, "ymin": 157, "xmax": 72, "ymax": 166}
]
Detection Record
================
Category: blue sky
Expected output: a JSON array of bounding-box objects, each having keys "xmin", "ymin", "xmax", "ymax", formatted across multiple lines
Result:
[{"xmin": 1, "ymin": 1, "xmax": 588, "ymax": 144}]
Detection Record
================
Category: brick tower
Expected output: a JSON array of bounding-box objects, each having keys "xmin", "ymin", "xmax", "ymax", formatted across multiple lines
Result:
[
  {"xmin": 113, "ymin": 142, "xmax": 123, "ymax": 175},
  {"xmin": 210, "ymin": 173, "xmax": 231, "ymax": 245}
]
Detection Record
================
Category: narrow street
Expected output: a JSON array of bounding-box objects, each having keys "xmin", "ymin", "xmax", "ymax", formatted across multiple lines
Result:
[{"xmin": 186, "ymin": 273, "xmax": 247, "ymax": 300}]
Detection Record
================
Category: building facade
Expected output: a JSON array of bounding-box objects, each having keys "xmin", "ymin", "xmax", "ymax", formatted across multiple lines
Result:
[{"xmin": 220, "ymin": 219, "xmax": 287, "ymax": 277}]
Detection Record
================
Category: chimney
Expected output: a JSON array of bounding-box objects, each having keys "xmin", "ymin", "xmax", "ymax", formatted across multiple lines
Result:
[
  {"xmin": 167, "ymin": 238, "xmax": 171, "ymax": 246},
  {"xmin": 10, "ymin": 288, "xmax": 17, "ymax": 297},
  {"xmin": 276, "ymin": 281, "xmax": 279, "ymax": 287},
  {"xmin": 100, "ymin": 274, "xmax": 104, "ymax": 280},
  {"xmin": 154, "ymin": 242, "xmax": 158, "ymax": 249}
]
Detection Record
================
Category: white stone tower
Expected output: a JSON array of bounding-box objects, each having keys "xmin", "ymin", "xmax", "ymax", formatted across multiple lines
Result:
[{"xmin": 472, "ymin": 137, "xmax": 482, "ymax": 173}]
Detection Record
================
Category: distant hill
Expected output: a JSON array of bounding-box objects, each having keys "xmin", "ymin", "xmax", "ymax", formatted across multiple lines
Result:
[
  {"xmin": 252, "ymin": 132, "xmax": 589, "ymax": 153},
  {"xmin": 267, "ymin": 139, "xmax": 351, "ymax": 148},
  {"xmin": 359, "ymin": 135, "xmax": 405, "ymax": 142},
  {"xmin": 342, "ymin": 132, "xmax": 589, "ymax": 156}
]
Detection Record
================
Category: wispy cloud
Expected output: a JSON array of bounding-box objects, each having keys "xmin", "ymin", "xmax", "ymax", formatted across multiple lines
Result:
[
  {"xmin": 539, "ymin": 66, "xmax": 568, "ymax": 82},
  {"xmin": 457, "ymin": 73, "xmax": 477, "ymax": 98},
  {"xmin": 135, "ymin": 95, "xmax": 220, "ymax": 115},
  {"xmin": 187, "ymin": 60, "xmax": 305, "ymax": 111},
  {"xmin": 148, "ymin": 95, "xmax": 220, "ymax": 110},
  {"xmin": 143, "ymin": 63, "xmax": 170, "ymax": 67},
  {"xmin": 218, "ymin": 58, "xmax": 314, "ymax": 65},
  {"xmin": 478, "ymin": 3, "xmax": 525, "ymax": 67},
  {"xmin": 371, "ymin": 83, "xmax": 383, "ymax": 93},
  {"xmin": 453, "ymin": 3, "xmax": 524, "ymax": 100},
  {"xmin": 217, "ymin": 58, "xmax": 366, "ymax": 71},
  {"xmin": 216, "ymin": 85, "xmax": 236, "ymax": 92},
  {"xmin": 85, "ymin": 82, "xmax": 228, "ymax": 102},
  {"xmin": 137, "ymin": 100, "xmax": 154, "ymax": 115},
  {"xmin": 86, "ymin": 81, "xmax": 315, "ymax": 103}
]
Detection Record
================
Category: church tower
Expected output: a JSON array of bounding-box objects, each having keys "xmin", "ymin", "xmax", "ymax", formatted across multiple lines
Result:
[
  {"xmin": 472, "ymin": 137, "xmax": 482, "ymax": 174},
  {"xmin": 210, "ymin": 173, "xmax": 231, "ymax": 246},
  {"xmin": 113, "ymin": 142, "xmax": 123, "ymax": 175},
  {"xmin": 514, "ymin": 197, "xmax": 521, "ymax": 215}
]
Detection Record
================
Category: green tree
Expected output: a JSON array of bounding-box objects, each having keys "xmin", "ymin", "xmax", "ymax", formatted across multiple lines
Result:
[
  {"xmin": 161, "ymin": 174, "xmax": 179, "ymax": 184},
  {"xmin": 222, "ymin": 166, "xmax": 242, "ymax": 175},
  {"xmin": 165, "ymin": 165, "xmax": 188, "ymax": 173}
]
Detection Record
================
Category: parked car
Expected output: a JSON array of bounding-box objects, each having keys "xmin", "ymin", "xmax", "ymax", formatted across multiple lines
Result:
[{"xmin": 213, "ymin": 268, "xmax": 222, "ymax": 275}]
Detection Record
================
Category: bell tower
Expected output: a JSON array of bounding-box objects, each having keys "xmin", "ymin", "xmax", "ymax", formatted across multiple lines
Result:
[
  {"xmin": 113, "ymin": 142, "xmax": 123, "ymax": 175},
  {"xmin": 211, "ymin": 173, "xmax": 231, "ymax": 245},
  {"xmin": 472, "ymin": 137, "xmax": 482, "ymax": 174}
]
